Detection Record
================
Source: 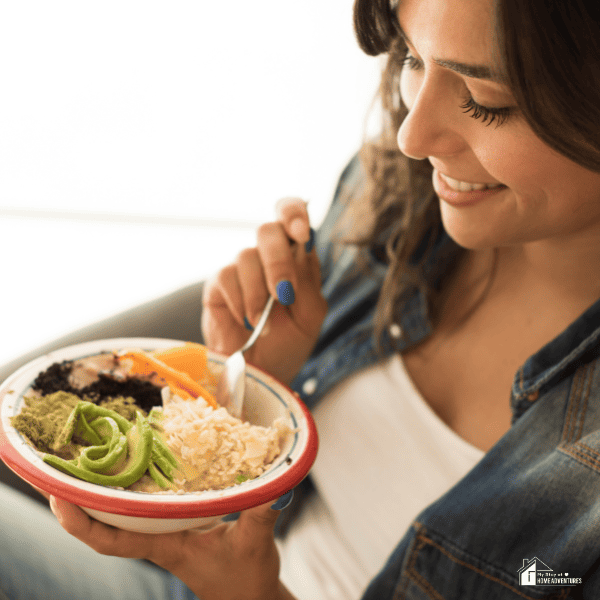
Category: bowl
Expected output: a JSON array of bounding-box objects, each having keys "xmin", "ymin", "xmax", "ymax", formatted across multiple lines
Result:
[{"xmin": 0, "ymin": 338, "xmax": 318, "ymax": 533}]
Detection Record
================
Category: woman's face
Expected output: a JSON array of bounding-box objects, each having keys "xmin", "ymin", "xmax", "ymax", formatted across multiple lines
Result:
[{"xmin": 397, "ymin": 0, "xmax": 600, "ymax": 251}]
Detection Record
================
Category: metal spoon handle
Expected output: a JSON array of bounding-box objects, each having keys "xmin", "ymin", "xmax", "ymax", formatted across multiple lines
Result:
[{"xmin": 241, "ymin": 296, "xmax": 275, "ymax": 353}]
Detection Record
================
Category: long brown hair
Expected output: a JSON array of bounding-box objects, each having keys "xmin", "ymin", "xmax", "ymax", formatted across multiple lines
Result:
[{"xmin": 349, "ymin": 0, "xmax": 600, "ymax": 344}]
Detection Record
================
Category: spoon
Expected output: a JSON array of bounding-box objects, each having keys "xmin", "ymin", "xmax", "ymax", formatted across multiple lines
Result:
[{"xmin": 216, "ymin": 295, "xmax": 275, "ymax": 419}]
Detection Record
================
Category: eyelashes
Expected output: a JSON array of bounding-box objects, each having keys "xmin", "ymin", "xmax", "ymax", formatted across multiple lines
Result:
[
  {"xmin": 401, "ymin": 54, "xmax": 422, "ymax": 71},
  {"xmin": 401, "ymin": 54, "xmax": 514, "ymax": 128},
  {"xmin": 459, "ymin": 96, "xmax": 512, "ymax": 127}
]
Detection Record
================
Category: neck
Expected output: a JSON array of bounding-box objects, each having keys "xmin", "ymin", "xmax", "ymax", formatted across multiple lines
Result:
[
  {"xmin": 439, "ymin": 233, "xmax": 600, "ymax": 339},
  {"xmin": 436, "ymin": 228, "xmax": 600, "ymax": 343},
  {"xmin": 495, "ymin": 233, "xmax": 600, "ymax": 312}
]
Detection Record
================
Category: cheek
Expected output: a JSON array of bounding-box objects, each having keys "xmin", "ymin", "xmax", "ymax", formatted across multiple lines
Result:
[
  {"xmin": 474, "ymin": 122, "xmax": 552, "ymax": 190},
  {"xmin": 474, "ymin": 136, "xmax": 540, "ymax": 193},
  {"xmin": 473, "ymin": 138, "xmax": 593, "ymax": 224}
]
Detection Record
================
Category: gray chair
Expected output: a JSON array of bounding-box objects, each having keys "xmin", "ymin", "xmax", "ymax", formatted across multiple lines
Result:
[{"xmin": 0, "ymin": 281, "xmax": 204, "ymax": 505}]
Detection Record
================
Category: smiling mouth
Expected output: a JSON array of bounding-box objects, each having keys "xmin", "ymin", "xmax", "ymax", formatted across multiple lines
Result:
[
  {"xmin": 433, "ymin": 169, "xmax": 508, "ymax": 207},
  {"xmin": 439, "ymin": 171, "xmax": 505, "ymax": 192}
]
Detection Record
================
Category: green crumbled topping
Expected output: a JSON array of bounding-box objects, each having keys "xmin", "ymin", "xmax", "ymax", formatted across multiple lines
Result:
[
  {"xmin": 11, "ymin": 391, "xmax": 80, "ymax": 457},
  {"xmin": 11, "ymin": 392, "xmax": 147, "ymax": 460},
  {"xmin": 236, "ymin": 474, "xmax": 250, "ymax": 484}
]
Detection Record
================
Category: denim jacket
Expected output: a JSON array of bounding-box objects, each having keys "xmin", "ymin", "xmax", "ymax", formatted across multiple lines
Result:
[{"xmin": 290, "ymin": 155, "xmax": 600, "ymax": 599}]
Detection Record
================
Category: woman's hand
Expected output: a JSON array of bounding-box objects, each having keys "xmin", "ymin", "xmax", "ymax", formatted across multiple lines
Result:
[
  {"xmin": 202, "ymin": 198, "xmax": 328, "ymax": 385},
  {"xmin": 49, "ymin": 496, "xmax": 297, "ymax": 600}
]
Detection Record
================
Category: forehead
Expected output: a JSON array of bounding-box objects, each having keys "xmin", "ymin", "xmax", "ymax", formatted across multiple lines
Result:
[{"xmin": 397, "ymin": 0, "xmax": 495, "ymax": 63}]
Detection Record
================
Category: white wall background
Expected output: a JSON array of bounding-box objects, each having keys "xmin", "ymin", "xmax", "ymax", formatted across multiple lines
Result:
[{"xmin": 0, "ymin": 1, "xmax": 382, "ymax": 366}]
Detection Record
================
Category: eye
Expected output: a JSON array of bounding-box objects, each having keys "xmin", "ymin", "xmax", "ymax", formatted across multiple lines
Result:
[
  {"xmin": 401, "ymin": 52, "xmax": 423, "ymax": 71},
  {"xmin": 401, "ymin": 50, "xmax": 516, "ymax": 127},
  {"xmin": 460, "ymin": 94, "xmax": 514, "ymax": 127}
]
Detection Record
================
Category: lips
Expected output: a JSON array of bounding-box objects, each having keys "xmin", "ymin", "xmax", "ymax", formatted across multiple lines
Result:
[
  {"xmin": 439, "ymin": 172, "xmax": 504, "ymax": 192},
  {"xmin": 433, "ymin": 169, "xmax": 507, "ymax": 207}
]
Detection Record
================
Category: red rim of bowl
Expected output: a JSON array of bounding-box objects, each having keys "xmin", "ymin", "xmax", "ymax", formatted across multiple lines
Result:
[{"xmin": 0, "ymin": 339, "xmax": 318, "ymax": 519}]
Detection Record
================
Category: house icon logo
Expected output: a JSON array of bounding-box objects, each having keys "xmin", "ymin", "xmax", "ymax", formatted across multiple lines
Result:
[
  {"xmin": 518, "ymin": 558, "xmax": 552, "ymax": 585},
  {"xmin": 517, "ymin": 558, "xmax": 582, "ymax": 587}
]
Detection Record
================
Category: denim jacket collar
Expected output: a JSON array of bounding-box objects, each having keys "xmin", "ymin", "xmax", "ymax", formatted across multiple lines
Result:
[{"xmin": 511, "ymin": 297, "xmax": 600, "ymax": 420}]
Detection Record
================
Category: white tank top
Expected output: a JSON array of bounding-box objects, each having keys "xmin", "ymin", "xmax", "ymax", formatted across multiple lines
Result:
[{"xmin": 277, "ymin": 354, "xmax": 485, "ymax": 600}]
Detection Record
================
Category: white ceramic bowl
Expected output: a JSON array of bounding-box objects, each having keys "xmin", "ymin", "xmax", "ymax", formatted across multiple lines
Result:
[{"xmin": 0, "ymin": 338, "xmax": 318, "ymax": 533}]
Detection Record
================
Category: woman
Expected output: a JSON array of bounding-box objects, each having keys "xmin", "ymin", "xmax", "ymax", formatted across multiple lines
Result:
[{"xmin": 3, "ymin": 0, "xmax": 600, "ymax": 597}]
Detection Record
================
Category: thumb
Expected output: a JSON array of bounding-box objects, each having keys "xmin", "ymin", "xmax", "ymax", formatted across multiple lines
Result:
[
  {"xmin": 288, "ymin": 251, "xmax": 327, "ymax": 336},
  {"xmin": 235, "ymin": 490, "xmax": 294, "ymax": 545}
]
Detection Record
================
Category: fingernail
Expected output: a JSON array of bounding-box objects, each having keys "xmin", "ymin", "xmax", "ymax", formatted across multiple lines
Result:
[
  {"xmin": 276, "ymin": 280, "xmax": 295, "ymax": 306},
  {"xmin": 271, "ymin": 489, "xmax": 294, "ymax": 511},
  {"xmin": 304, "ymin": 227, "xmax": 315, "ymax": 253},
  {"xmin": 243, "ymin": 317, "xmax": 254, "ymax": 331}
]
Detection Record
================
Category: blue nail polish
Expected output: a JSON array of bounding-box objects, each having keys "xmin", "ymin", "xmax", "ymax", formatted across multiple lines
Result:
[
  {"xmin": 276, "ymin": 280, "xmax": 295, "ymax": 305},
  {"xmin": 243, "ymin": 317, "xmax": 254, "ymax": 331},
  {"xmin": 305, "ymin": 228, "xmax": 315, "ymax": 253},
  {"xmin": 271, "ymin": 489, "xmax": 294, "ymax": 510}
]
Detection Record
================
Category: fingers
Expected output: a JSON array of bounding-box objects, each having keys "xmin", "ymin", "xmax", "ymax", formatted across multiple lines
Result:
[
  {"xmin": 254, "ymin": 197, "xmax": 317, "ymax": 315},
  {"xmin": 256, "ymin": 222, "xmax": 301, "ymax": 308},
  {"xmin": 202, "ymin": 275, "xmax": 250, "ymax": 355},
  {"xmin": 205, "ymin": 248, "xmax": 270, "ymax": 328},
  {"xmin": 275, "ymin": 197, "xmax": 311, "ymax": 244},
  {"xmin": 202, "ymin": 196, "xmax": 324, "ymax": 363},
  {"xmin": 234, "ymin": 489, "xmax": 294, "ymax": 554},
  {"xmin": 213, "ymin": 253, "xmax": 270, "ymax": 328},
  {"xmin": 208, "ymin": 198, "xmax": 316, "ymax": 327},
  {"xmin": 236, "ymin": 248, "xmax": 271, "ymax": 323},
  {"xmin": 234, "ymin": 500, "xmax": 282, "ymax": 550},
  {"xmin": 49, "ymin": 496, "xmax": 160, "ymax": 560}
]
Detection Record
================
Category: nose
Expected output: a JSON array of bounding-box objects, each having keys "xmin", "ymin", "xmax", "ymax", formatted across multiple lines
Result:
[{"xmin": 397, "ymin": 74, "xmax": 465, "ymax": 160}]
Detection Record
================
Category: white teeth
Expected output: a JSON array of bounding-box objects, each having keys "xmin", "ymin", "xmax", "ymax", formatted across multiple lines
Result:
[{"xmin": 441, "ymin": 172, "xmax": 502, "ymax": 192}]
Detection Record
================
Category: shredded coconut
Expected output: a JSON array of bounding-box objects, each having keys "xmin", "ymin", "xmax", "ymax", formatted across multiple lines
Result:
[{"xmin": 159, "ymin": 396, "xmax": 292, "ymax": 491}]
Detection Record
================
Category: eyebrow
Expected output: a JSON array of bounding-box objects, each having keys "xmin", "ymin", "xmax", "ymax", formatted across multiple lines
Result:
[
  {"xmin": 432, "ymin": 58, "xmax": 494, "ymax": 80},
  {"xmin": 398, "ymin": 26, "xmax": 502, "ymax": 82}
]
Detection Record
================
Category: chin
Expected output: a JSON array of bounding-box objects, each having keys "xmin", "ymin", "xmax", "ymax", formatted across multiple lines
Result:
[{"xmin": 440, "ymin": 203, "xmax": 509, "ymax": 250}]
